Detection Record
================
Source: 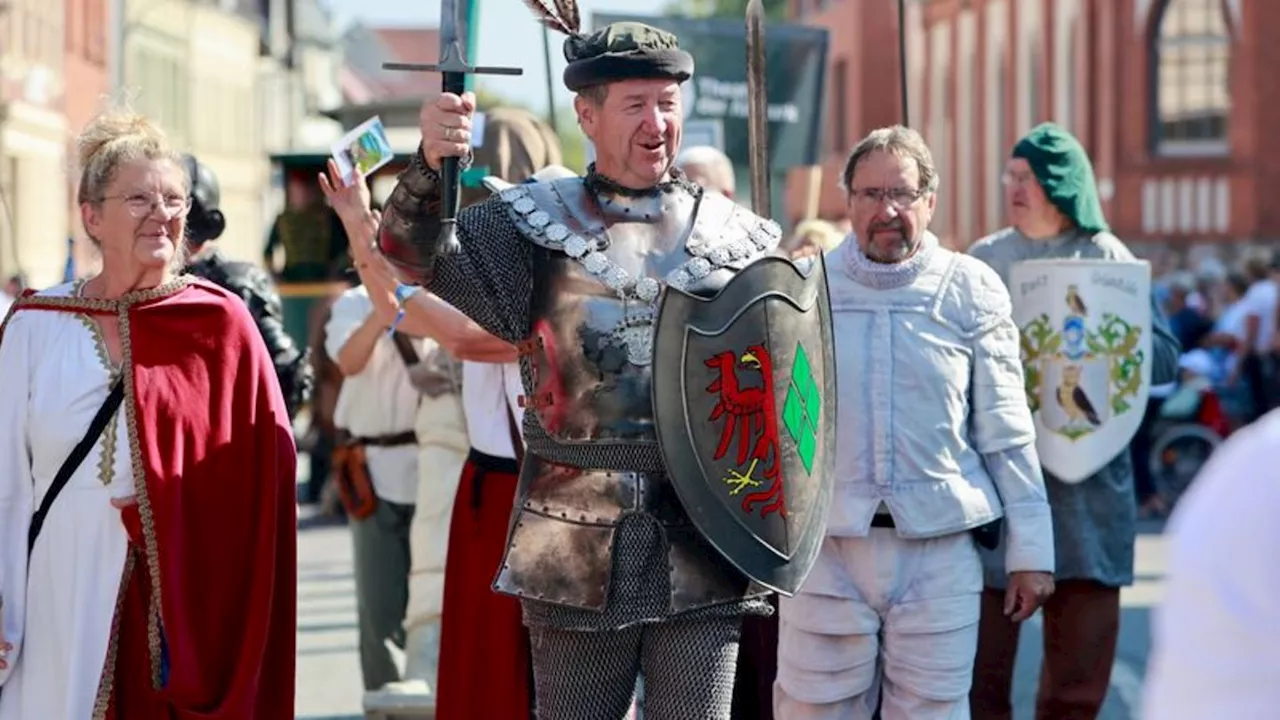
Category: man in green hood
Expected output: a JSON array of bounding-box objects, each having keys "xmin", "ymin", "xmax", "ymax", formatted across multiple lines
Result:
[{"xmin": 967, "ymin": 123, "xmax": 1181, "ymax": 719}]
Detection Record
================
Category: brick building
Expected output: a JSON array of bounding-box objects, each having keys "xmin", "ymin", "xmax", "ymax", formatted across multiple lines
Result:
[{"xmin": 789, "ymin": 0, "xmax": 1277, "ymax": 259}]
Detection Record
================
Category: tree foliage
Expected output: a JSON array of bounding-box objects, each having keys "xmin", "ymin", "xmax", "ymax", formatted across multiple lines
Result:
[{"xmin": 663, "ymin": 0, "xmax": 790, "ymax": 22}]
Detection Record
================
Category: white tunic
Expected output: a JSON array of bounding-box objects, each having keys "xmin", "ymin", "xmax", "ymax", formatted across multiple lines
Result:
[
  {"xmin": 1142, "ymin": 411, "xmax": 1280, "ymax": 719},
  {"xmin": 325, "ymin": 286, "xmax": 429, "ymax": 505},
  {"xmin": 0, "ymin": 282, "xmax": 133, "ymax": 720},
  {"xmin": 461, "ymin": 360, "xmax": 524, "ymax": 459}
]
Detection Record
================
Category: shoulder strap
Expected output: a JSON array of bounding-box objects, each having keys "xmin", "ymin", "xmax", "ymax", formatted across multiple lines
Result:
[
  {"xmin": 390, "ymin": 331, "xmax": 420, "ymax": 368},
  {"xmin": 29, "ymin": 377, "xmax": 125, "ymax": 556}
]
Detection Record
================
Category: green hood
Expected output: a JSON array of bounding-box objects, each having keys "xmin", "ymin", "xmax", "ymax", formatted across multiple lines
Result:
[{"xmin": 1012, "ymin": 122, "xmax": 1110, "ymax": 234}]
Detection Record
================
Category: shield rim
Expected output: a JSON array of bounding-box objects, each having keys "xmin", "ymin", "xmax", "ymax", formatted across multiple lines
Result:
[
  {"xmin": 1009, "ymin": 258, "xmax": 1153, "ymax": 483},
  {"xmin": 651, "ymin": 255, "xmax": 837, "ymax": 596}
]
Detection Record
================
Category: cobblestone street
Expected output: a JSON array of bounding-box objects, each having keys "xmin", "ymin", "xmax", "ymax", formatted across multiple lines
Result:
[{"xmin": 292, "ymin": 504, "xmax": 1166, "ymax": 720}]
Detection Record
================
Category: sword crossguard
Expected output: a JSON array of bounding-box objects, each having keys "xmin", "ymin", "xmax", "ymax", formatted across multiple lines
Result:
[
  {"xmin": 381, "ymin": 38, "xmax": 523, "ymax": 257},
  {"xmin": 382, "ymin": 42, "xmax": 524, "ymax": 77}
]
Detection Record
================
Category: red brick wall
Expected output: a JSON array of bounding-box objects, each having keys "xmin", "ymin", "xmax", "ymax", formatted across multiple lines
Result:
[{"xmin": 790, "ymin": 0, "xmax": 1274, "ymax": 247}]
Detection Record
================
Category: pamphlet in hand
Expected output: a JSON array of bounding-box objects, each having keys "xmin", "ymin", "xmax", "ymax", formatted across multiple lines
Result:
[{"xmin": 332, "ymin": 116, "xmax": 395, "ymax": 185}]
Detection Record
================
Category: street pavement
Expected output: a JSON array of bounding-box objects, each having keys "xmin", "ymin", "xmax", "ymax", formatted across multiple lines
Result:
[
  {"xmin": 293, "ymin": 512, "xmax": 1167, "ymax": 720},
  {"xmin": 296, "ymin": 510, "xmax": 365, "ymax": 720}
]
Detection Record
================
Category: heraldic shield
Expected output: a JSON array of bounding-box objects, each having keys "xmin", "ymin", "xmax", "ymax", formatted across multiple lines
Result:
[
  {"xmin": 1009, "ymin": 259, "xmax": 1153, "ymax": 483},
  {"xmin": 651, "ymin": 255, "xmax": 836, "ymax": 596}
]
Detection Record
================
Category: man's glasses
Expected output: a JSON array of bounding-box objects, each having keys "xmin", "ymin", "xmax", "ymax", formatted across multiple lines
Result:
[
  {"xmin": 848, "ymin": 187, "xmax": 925, "ymax": 209},
  {"xmin": 1001, "ymin": 171, "xmax": 1037, "ymax": 188}
]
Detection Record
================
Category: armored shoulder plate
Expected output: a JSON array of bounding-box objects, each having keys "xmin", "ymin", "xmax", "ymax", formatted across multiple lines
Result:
[{"xmin": 494, "ymin": 179, "xmax": 783, "ymax": 295}]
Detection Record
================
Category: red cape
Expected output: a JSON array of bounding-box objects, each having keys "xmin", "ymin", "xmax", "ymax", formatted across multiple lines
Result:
[{"xmin": 6, "ymin": 279, "xmax": 297, "ymax": 719}]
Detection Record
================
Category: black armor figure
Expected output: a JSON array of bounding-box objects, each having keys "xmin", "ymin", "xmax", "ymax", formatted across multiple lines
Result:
[
  {"xmin": 377, "ymin": 18, "xmax": 800, "ymax": 720},
  {"xmin": 182, "ymin": 154, "xmax": 314, "ymax": 420}
]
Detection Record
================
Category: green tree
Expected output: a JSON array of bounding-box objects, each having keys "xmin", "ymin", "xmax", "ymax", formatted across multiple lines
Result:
[{"xmin": 663, "ymin": 0, "xmax": 789, "ymax": 21}]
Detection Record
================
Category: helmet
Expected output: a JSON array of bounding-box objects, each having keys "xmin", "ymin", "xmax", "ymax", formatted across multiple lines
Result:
[{"xmin": 183, "ymin": 154, "xmax": 226, "ymax": 244}]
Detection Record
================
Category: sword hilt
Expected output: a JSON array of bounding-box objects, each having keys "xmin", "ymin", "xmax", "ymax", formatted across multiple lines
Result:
[
  {"xmin": 383, "ymin": 42, "xmax": 523, "ymax": 253},
  {"xmin": 438, "ymin": 70, "xmax": 467, "ymax": 254}
]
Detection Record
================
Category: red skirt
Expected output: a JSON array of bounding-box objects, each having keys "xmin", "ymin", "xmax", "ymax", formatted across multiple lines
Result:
[{"xmin": 436, "ymin": 449, "xmax": 532, "ymax": 720}]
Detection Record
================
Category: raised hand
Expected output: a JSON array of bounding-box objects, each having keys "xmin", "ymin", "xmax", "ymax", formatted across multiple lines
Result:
[
  {"xmin": 419, "ymin": 91, "xmax": 476, "ymax": 171},
  {"xmin": 317, "ymin": 159, "xmax": 373, "ymax": 227}
]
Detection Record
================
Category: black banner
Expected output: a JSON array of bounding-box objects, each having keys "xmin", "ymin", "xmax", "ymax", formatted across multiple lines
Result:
[{"xmin": 593, "ymin": 13, "xmax": 830, "ymax": 220}]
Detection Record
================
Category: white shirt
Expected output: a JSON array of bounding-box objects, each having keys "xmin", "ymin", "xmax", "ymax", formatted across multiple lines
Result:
[
  {"xmin": 1142, "ymin": 412, "xmax": 1280, "ymax": 719},
  {"xmin": 0, "ymin": 291, "xmax": 12, "ymax": 318},
  {"xmin": 461, "ymin": 360, "xmax": 525, "ymax": 459},
  {"xmin": 1241, "ymin": 279, "xmax": 1278, "ymax": 354},
  {"xmin": 325, "ymin": 286, "xmax": 427, "ymax": 505}
]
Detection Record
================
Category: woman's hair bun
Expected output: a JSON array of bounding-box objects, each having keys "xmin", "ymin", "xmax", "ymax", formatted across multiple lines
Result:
[{"xmin": 76, "ymin": 109, "xmax": 168, "ymax": 171}]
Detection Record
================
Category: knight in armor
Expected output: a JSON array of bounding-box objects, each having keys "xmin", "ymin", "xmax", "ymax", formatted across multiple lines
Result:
[
  {"xmin": 181, "ymin": 154, "xmax": 314, "ymax": 420},
  {"xmin": 967, "ymin": 123, "xmax": 1180, "ymax": 719},
  {"xmin": 772, "ymin": 126, "xmax": 1056, "ymax": 719},
  {"xmin": 375, "ymin": 18, "xmax": 787, "ymax": 719}
]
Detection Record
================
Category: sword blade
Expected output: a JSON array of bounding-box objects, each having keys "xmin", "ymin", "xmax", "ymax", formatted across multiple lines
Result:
[
  {"xmin": 745, "ymin": 0, "xmax": 770, "ymax": 218},
  {"xmin": 440, "ymin": 0, "xmax": 461, "ymax": 60}
]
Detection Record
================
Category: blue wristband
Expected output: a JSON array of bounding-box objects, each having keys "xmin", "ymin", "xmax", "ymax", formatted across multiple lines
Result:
[{"xmin": 388, "ymin": 284, "xmax": 422, "ymax": 335}]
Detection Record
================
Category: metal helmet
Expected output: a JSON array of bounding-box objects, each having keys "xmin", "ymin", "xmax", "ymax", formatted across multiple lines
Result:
[{"xmin": 183, "ymin": 153, "xmax": 226, "ymax": 244}]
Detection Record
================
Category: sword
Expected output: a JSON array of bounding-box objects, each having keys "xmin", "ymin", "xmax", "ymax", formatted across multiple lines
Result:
[
  {"xmin": 383, "ymin": 0, "xmax": 523, "ymax": 252},
  {"xmin": 745, "ymin": 0, "xmax": 770, "ymax": 218}
]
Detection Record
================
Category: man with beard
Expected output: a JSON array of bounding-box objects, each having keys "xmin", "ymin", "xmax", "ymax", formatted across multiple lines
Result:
[
  {"xmin": 773, "ymin": 125, "xmax": 1055, "ymax": 720},
  {"xmin": 967, "ymin": 123, "xmax": 1180, "ymax": 720},
  {"xmin": 375, "ymin": 16, "xmax": 782, "ymax": 718},
  {"xmin": 182, "ymin": 154, "xmax": 313, "ymax": 420}
]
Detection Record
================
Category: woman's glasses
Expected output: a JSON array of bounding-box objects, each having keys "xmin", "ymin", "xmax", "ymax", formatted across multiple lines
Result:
[{"xmin": 102, "ymin": 193, "xmax": 192, "ymax": 219}]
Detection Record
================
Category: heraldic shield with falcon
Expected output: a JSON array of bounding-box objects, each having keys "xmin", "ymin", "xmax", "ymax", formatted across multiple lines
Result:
[{"xmin": 652, "ymin": 254, "xmax": 837, "ymax": 596}]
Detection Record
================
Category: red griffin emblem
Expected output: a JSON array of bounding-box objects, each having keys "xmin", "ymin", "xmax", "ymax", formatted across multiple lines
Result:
[{"xmin": 705, "ymin": 344, "xmax": 786, "ymax": 518}]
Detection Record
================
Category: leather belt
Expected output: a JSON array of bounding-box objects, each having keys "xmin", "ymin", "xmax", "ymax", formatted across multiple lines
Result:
[
  {"xmin": 466, "ymin": 447, "xmax": 521, "ymax": 511},
  {"xmin": 353, "ymin": 430, "xmax": 418, "ymax": 448}
]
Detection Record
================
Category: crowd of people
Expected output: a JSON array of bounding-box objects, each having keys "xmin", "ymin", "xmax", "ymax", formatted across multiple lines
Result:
[{"xmin": 0, "ymin": 8, "xmax": 1270, "ymax": 720}]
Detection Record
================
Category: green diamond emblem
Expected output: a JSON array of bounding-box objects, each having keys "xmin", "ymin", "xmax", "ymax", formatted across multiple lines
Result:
[{"xmin": 783, "ymin": 343, "xmax": 821, "ymax": 474}]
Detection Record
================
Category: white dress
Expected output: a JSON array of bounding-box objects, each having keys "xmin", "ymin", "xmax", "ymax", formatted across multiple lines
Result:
[{"xmin": 0, "ymin": 282, "xmax": 134, "ymax": 719}]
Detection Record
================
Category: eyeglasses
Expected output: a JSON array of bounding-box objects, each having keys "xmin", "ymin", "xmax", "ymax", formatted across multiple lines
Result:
[
  {"xmin": 849, "ymin": 187, "xmax": 925, "ymax": 209},
  {"xmin": 1001, "ymin": 171, "xmax": 1037, "ymax": 188},
  {"xmin": 101, "ymin": 192, "xmax": 192, "ymax": 219}
]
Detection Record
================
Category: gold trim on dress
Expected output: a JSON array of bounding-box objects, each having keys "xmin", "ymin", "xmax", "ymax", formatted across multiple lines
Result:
[{"xmin": 91, "ymin": 549, "xmax": 136, "ymax": 720}]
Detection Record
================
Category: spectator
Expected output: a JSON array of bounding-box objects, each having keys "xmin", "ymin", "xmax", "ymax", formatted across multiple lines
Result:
[
  {"xmin": 676, "ymin": 145, "xmax": 735, "ymax": 199},
  {"xmin": 1240, "ymin": 254, "xmax": 1278, "ymax": 418}
]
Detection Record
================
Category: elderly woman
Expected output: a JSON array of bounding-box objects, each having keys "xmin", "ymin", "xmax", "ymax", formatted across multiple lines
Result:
[{"xmin": 0, "ymin": 109, "xmax": 296, "ymax": 719}]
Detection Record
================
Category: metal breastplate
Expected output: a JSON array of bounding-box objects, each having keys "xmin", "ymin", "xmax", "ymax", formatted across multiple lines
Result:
[{"xmin": 496, "ymin": 179, "xmax": 782, "ymax": 445}]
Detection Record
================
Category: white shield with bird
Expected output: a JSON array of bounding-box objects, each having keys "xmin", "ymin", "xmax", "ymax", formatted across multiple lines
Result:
[{"xmin": 1009, "ymin": 259, "xmax": 1152, "ymax": 483}]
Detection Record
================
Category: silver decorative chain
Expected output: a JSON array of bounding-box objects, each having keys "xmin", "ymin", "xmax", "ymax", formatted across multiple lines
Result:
[{"xmin": 499, "ymin": 184, "xmax": 781, "ymax": 366}]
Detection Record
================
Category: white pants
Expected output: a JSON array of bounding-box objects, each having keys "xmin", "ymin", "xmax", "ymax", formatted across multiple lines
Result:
[
  {"xmin": 404, "ymin": 392, "xmax": 469, "ymax": 630},
  {"xmin": 775, "ymin": 528, "xmax": 982, "ymax": 720}
]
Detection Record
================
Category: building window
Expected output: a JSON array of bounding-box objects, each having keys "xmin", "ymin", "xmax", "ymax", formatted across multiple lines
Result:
[
  {"xmin": 831, "ymin": 58, "xmax": 848, "ymax": 154},
  {"xmin": 1151, "ymin": 0, "xmax": 1230, "ymax": 155}
]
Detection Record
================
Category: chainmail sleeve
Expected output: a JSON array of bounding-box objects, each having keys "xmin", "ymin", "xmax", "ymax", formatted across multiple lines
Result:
[{"xmin": 377, "ymin": 150, "xmax": 534, "ymax": 344}]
